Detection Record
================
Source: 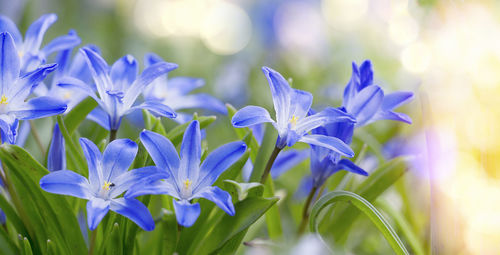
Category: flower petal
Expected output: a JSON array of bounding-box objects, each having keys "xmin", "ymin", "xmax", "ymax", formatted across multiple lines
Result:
[
  {"xmin": 102, "ymin": 139, "xmax": 138, "ymax": 183},
  {"xmin": 122, "ymin": 61, "xmax": 178, "ymax": 109},
  {"xmin": 80, "ymin": 47, "xmax": 112, "ymax": 97},
  {"xmin": 110, "ymin": 55, "xmax": 137, "ymax": 91},
  {"xmin": 41, "ymin": 33, "xmax": 81, "ymax": 57},
  {"xmin": 270, "ymin": 149, "xmax": 309, "ymax": 178},
  {"xmin": 79, "ymin": 138, "xmax": 103, "ymax": 189},
  {"xmin": 15, "ymin": 120, "xmax": 30, "ymax": 146},
  {"xmin": 289, "ymin": 89, "xmax": 312, "ymax": 120},
  {"xmin": 140, "ymin": 130, "xmax": 180, "ymax": 183},
  {"xmin": 299, "ymin": 134, "xmax": 354, "ymax": 157},
  {"xmin": 358, "ymin": 60, "xmax": 373, "ymax": 90},
  {"xmin": 178, "ymin": 120, "xmax": 201, "ymax": 184},
  {"xmin": 195, "ymin": 141, "xmax": 246, "ymax": 191},
  {"xmin": 56, "ymin": 76, "xmax": 103, "ymax": 107},
  {"xmin": 372, "ymin": 110, "xmax": 412, "ymax": 124},
  {"xmin": 295, "ymin": 107, "xmax": 355, "ymax": 135},
  {"xmin": 87, "ymin": 107, "xmax": 110, "ymax": 130},
  {"xmin": 0, "ymin": 16, "xmax": 22, "ymax": 45},
  {"xmin": 86, "ymin": 198, "xmax": 110, "ymax": 230},
  {"xmin": 110, "ymin": 198, "xmax": 155, "ymax": 231},
  {"xmin": 110, "ymin": 166, "xmax": 169, "ymax": 198},
  {"xmin": 126, "ymin": 101, "xmax": 177, "ymax": 118},
  {"xmin": 336, "ymin": 159, "xmax": 369, "ymax": 176},
  {"xmin": 381, "ymin": 91, "xmax": 414, "ymax": 111},
  {"xmin": 192, "ymin": 186, "xmax": 234, "ymax": 216},
  {"xmin": 169, "ymin": 94, "xmax": 227, "ymax": 114},
  {"xmin": 39, "ymin": 170, "xmax": 91, "ymax": 199},
  {"xmin": 23, "ymin": 14, "xmax": 57, "ymax": 53},
  {"xmin": 143, "ymin": 52, "xmax": 163, "ymax": 66},
  {"xmin": 262, "ymin": 66, "xmax": 292, "ymax": 128},
  {"xmin": 173, "ymin": 199, "xmax": 200, "ymax": 227},
  {"xmin": 125, "ymin": 180, "xmax": 179, "ymax": 199},
  {"xmin": 167, "ymin": 77, "xmax": 205, "ymax": 95},
  {"xmin": 346, "ymin": 85, "xmax": 384, "ymax": 126},
  {"xmin": 0, "ymin": 114, "xmax": 17, "ymax": 144},
  {"xmin": 342, "ymin": 62, "xmax": 360, "ymax": 107},
  {"xmin": 13, "ymin": 96, "xmax": 67, "ymax": 120},
  {"xmin": 47, "ymin": 123, "xmax": 66, "ymax": 171},
  {"xmin": 231, "ymin": 105, "xmax": 274, "ymax": 128},
  {"xmin": 0, "ymin": 32, "xmax": 20, "ymax": 95},
  {"xmin": 9, "ymin": 63, "xmax": 57, "ymax": 102}
]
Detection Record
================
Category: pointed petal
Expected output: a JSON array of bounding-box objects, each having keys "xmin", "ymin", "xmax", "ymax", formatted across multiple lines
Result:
[
  {"xmin": 195, "ymin": 141, "xmax": 246, "ymax": 190},
  {"xmin": 9, "ymin": 63, "xmax": 57, "ymax": 102},
  {"xmin": 79, "ymin": 138, "xmax": 103, "ymax": 189},
  {"xmin": 347, "ymin": 85, "xmax": 384, "ymax": 126},
  {"xmin": 173, "ymin": 199, "xmax": 200, "ymax": 227},
  {"xmin": 372, "ymin": 110, "xmax": 412, "ymax": 124},
  {"xmin": 122, "ymin": 61, "xmax": 178, "ymax": 109},
  {"xmin": 167, "ymin": 77, "xmax": 205, "ymax": 95},
  {"xmin": 295, "ymin": 107, "xmax": 355, "ymax": 135},
  {"xmin": 261, "ymin": 66, "xmax": 292, "ymax": 127},
  {"xmin": 109, "ymin": 166, "xmax": 169, "ymax": 198},
  {"xmin": 47, "ymin": 123, "xmax": 66, "ymax": 171},
  {"xmin": 13, "ymin": 96, "xmax": 67, "ymax": 120},
  {"xmin": 270, "ymin": 149, "xmax": 309, "ymax": 178},
  {"xmin": 140, "ymin": 130, "xmax": 180, "ymax": 183},
  {"xmin": 41, "ymin": 33, "xmax": 81, "ymax": 57},
  {"xmin": 87, "ymin": 107, "xmax": 110, "ymax": 130},
  {"xmin": 336, "ymin": 159, "xmax": 369, "ymax": 176},
  {"xmin": 126, "ymin": 101, "xmax": 177, "ymax": 118},
  {"xmin": 56, "ymin": 76, "xmax": 103, "ymax": 106},
  {"xmin": 14, "ymin": 120, "xmax": 30, "ymax": 147},
  {"xmin": 23, "ymin": 14, "xmax": 57, "ymax": 53},
  {"xmin": 170, "ymin": 94, "xmax": 227, "ymax": 114},
  {"xmin": 110, "ymin": 198, "xmax": 155, "ymax": 231},
  {"xmin": 86, "ymin": 198, "xmax": 110, "ymax": 230},
  {"xmin": 0, "ymin": 32, "xmax": 20, "ymax": 95},
  {"xmin": 231, "ymin": 105, "xmax": 275, "ymax": 128},
  {"xmin": 0, "ymin": 114, "xmax": 17, "ymax": 144},
  {"xmin": 125, "ymin": 180, "xmax": 179, "ymax": 199},
  {"xmin": 39, "ymin": 170, "xmax": 91, "ymax": 199},
  {"xmin": 0, "ymin": 16, "xmax": 22, "ymax": 45},
  {"xmin": 102, "ymin": 139, "xmax": 138, "ymax": 182},
  {"xmin": 381, "ymin": 91, "xmax": 414, "ymax": 111},
  {"xmin": 80, "ymin": 47, "xmax": 112, "ymax": 97},
  {"xmin": 289, "ymin": 89, "xmax": 312, "ymax": 119},
  {"xmin": 299, "ymin": 134, "xmax": 354, "ymax": 157},
  {"xmin": 342, "ymin": 62, "xmax": 360, "ymax": 107},
  {"xmin": 178, "ymin": 121, "xmax": 201, "ymax": 184},
  {"xmin": 51, "ymin": 30, "xmax": 77, "ymax": 78},
  {"xmin": 358, "ymin": 60, "xmax": 373, "ymax": 90},
  {"xmin": 110, "ymin": 55, "xmax": 137, "ymax": 91},
  {"xmin": 192, "ymin": 186, "xmax": 234, "ymax": 216}
]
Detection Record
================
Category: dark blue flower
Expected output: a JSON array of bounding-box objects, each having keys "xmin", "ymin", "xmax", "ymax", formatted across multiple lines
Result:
[
  {"xmin": 57, "ymin": 48, "xmax": 178, "ymax": 131},
  {"xmin": 232, "ymin": 66, "xmax": 355, "ymax": 157},
  {"xmin": 342, "ymin": 60, "xmax": 414, "ymax": 126},
  {"xmin": 0, "ymin": 14, "xmax": 80, "ymax": 74},
  {"xmin": 142, "ymin": 53, "xmax": 227, "ymax": 123},
  {"xmin": 40, "ymin": 138, "xmax": 168, "ymax": 231},
  {"xmin": 47, "ymin": 123, "xmax": 65, "ymax": 172},
  {"xmin": 126, "ymin": 121, "xmax": 247, "ymax": 227},
  {"xmin": 0, "ymin": 32, "xmax": 67, "ymax": 144}
]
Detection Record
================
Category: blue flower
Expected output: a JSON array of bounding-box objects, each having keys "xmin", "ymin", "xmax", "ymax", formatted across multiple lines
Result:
[
  {"xmin": 232, "ymin": 66, "xmax": 355, "ymax": 156},
  {"xmin": 342, "ymin": 60, "xmax": 414, "ymax": 126},
  {"xmin": 309, "ymin": 109, "xmax": 368, "ymax": 188},
  {"xmin": 57, "ymin": 48, "xmax": 178, "ymax": 131},
  {"xmin": 40, "ymin": 138, "xmax": 168, "ymax": 231},
  {"xmin": 126, "ymin": 121, "xmax": 247, "ymax": 227},
  {"xmin": 142, "ymin": 53, "xmax": 227, "ymax": 123},
  {"xmin": 47, "ymin": 123, "xmax": 65, "ymax": 172},
  {"xmin": 0, "ymin": 32, "xmax": 67, "ymax": 144},
  {"xmin": 0, "ymin": 13, "xmax": 80, "ymax": 74}
]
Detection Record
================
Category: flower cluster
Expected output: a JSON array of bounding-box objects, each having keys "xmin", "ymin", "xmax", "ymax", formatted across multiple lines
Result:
[{"xmin": 0, "ymin": 13, "xmax": 413, "ymax": 247}]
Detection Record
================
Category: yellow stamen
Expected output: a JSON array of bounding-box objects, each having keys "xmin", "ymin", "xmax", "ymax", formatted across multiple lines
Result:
[
  {"xmin": 63, "ymin": 92, "xmax": 71, "ymax": 100},
  {"xmin": 102, "ymin": 181, "xmax": 112, "ymax": 191},
  {"xmin": 183, "ymin": 179, "xmax": 192, "ymax": 190},
  {"xmin": 289, "ymin": 115, "xmax": 299, "ymax": 127},
  {"xmin": 0, "ymin": 95, "xmax": 8, "ymax": 105}
]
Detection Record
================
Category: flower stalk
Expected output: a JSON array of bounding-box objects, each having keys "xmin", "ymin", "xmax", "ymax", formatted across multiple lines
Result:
[
  {"xmin": 297, "ymin": 185, "xmax": 318, "ymax": 235},
  {"xmin": 260, "ymin": 146, "xmax": 282, "ymax": 184}
]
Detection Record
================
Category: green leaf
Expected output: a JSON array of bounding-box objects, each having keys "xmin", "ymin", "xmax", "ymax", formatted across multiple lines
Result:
[
  {"xmin": 0, "ymin": 144, "xmax": 87, "ymax": 255},
  {"xmin": 310, "ymin": 191, "xmax": 409, "ymax": 255},
  {"xmin": 105, "ymin": 223, "xmax": 123, "ymax": 255},
  {"xmin": 166, "ymin": 116, "xmax": 216, "ymax": 146},
  {"xmin": 0, "ymin": 226, "xmax": 17, "ymax": 255},
  {"xmin": 157, "ymin": 209, "xmax": 178, "ymax": 255},
  {"xmin": 22, "ymin": 237, "xmax": 33, "ymax": 255},
  {"xmin": 223, "ymin": 180, "xmax": 263, "ymax": 201},
  {"xmin": 187, "ymin": 196, "xmax": 279, "ymax": 255},
  {"xmin": 325, "ymin": 157, "xmax": 408, "ymax": 242},
  {"xmin": 56, "ymin": 116, "xmax": 87, "ymax": 175},
  {"xmin": 63, "ymin": 97, "xmax": 98, "ymax": 134}
]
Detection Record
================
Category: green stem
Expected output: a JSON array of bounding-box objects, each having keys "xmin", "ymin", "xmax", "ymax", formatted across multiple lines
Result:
[
  {"xmin": 88, "ymin": 229, "xmax": 97, "ymax": 255},
  {"xmin": 259, "ymin": 146, "xmax": 282, "ymax": 184},
  {"xmin": 297, "ymin": 185, "xmax": 318, "ymax": 235},
  {"xmin": 29, "ymin": 120, "xmax": 45, "ymax": 156},
  {"xmin": 109, "ymin": 129, "xmax": 117, "ymax": 143}
]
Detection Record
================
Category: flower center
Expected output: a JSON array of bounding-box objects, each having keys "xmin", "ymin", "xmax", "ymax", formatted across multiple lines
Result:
[
  {"xmin": 0, "ymin": 95, "xmax": 9, "ymax": 105},
  {"xmin": 102, "ymin": 181, "xmax": 114, "ymax": 191},
  {"xmin": 63, "ymin": 92, "xmax": 72, "ymax": 100},
  {"xmin": 289, "ymin": 115, "xmax": 299, "ymax": 128},
  {"xmin": 180, "ymin": 179, "xmax": 193, "ymax": 199}
]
